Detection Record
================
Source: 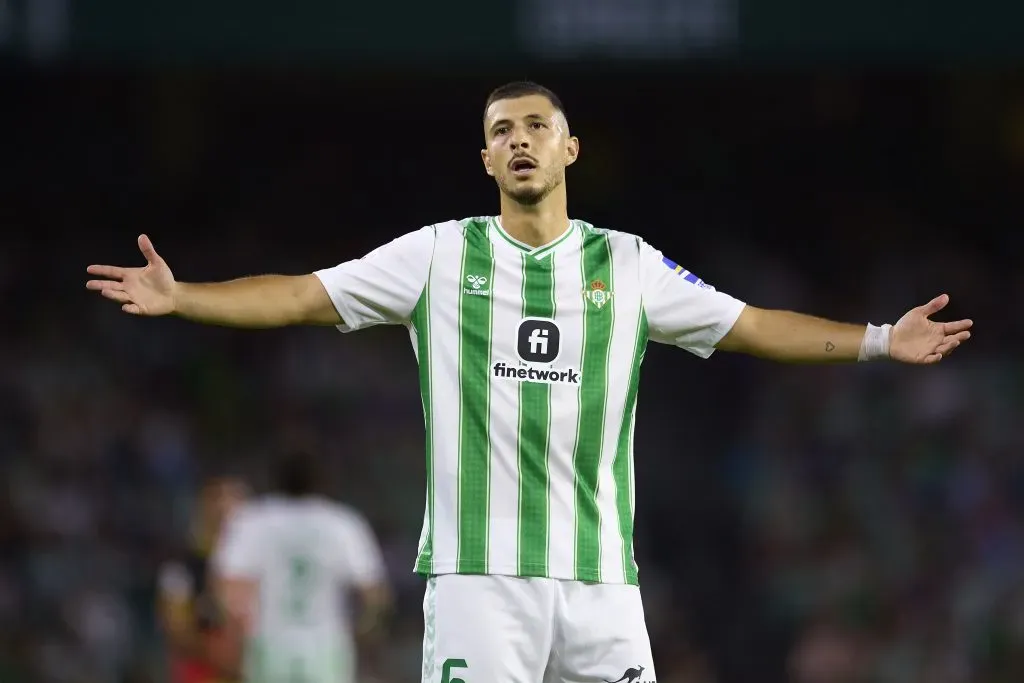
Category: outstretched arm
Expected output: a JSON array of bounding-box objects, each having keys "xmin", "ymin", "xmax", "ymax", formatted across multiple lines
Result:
[
  {"xmin": 172, "ymin": 275, "xmax": 338, "ymax": 328},
  {"xmin": 716, "ymin": 294, "xmax": 973, "ymax": 364},
  {"xmin": 639, "ymin": 242, "xmax": 972, "ymax": 365},
  {"xmin": 87, "ymin": 235, "xmax": 340, "ymax": 327},
  {"xmin": 88, "ymin": 228, "xmax": 435, "ymax": 330}
]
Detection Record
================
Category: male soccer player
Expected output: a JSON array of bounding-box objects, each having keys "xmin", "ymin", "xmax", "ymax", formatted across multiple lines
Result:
[
  {"xmin": 157, "ymin": 477, "xmax": 248, "ymax": 683},
  {"xmin": 212, "ymin": 450, "xmax": 391, "ymax": 683},
  {"xmin": 88, "ymin": 81, "xmax": 972, "ymax": 682}
]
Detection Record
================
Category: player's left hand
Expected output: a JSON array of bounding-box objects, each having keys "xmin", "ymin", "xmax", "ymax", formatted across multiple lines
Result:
[{"xmin": 890, "ymin": 294, "xmax": 973, "ymax": 364}]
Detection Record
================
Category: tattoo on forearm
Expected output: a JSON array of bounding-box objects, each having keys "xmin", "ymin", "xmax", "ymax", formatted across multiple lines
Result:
[{"xmin": 825, "ymin": 341, "xmax": 835, "ymax": 352}]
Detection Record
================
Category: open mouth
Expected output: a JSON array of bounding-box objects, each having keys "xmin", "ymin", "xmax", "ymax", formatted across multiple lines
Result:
[{"xmin": 510, "ymin": 158, "xmax": 537, "ymax": 175}]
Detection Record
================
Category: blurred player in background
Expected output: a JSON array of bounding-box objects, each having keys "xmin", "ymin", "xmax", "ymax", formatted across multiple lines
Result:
[
  {"xmin": 212, "ymin": 450, "xmax": 392, "ymax": 683},
  {"xmin": 157, "ymin": 477, "xmax": 249, "ymax": 683}
]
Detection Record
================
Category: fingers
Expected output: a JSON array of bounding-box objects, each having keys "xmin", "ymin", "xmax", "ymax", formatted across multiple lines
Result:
[
  {"xmin": 935, "ymin": 331, "xmax": 971, "ymax": 353},
  {"xmin": 86, "ymin": 265, "xmax": 126, "ymax": 280},
  {"xmin": 86, "ymin": 279, "xmax": 122, "ymax": 291},
  {"xmin": 138, "ymin": 234, "xmax": 160, "ymax": 264},
  {"xmin": 919, "ymin": 293, "xmax": 950, "ymax": 317},
  {"xmin": 88, "ymin": 280, "xmax": 144, "ymax": 315},
  {"xmin": 949, "ymin": 330, "xmax": 971, "ymax": 343},
  {"xmin": 943, "ymin": 319, "xmax": 973, "ymax": 334},
  {"xmin": 100, "ymin": 287, "xmax": 133, "ymax": 304},
  {"xmin": 930, "ymin": 330, "xmax": 972, "ymax": 359}
]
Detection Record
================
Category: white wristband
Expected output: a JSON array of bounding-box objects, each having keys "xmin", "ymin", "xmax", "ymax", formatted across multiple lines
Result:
[{"xmin": 858, "ymin": 323, "xmax": 893, "ymax": 362}]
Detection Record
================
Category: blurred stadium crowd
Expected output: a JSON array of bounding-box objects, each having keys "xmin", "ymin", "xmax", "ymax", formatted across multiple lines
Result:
[{"xmin": 2, "ymin": 69, "xmax": 1023, "ymax": 683}]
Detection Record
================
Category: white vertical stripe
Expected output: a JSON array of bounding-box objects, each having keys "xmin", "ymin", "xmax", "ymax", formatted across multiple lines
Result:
[
  {"xmin": 425, "ymin": 226, "xmax": 466, "ymax": 570},
  {"xmin": 486, "ymin": 236, "xmax": 526, "ymax": 573},
  {"xmin": 546, "ymin": 227, "xmax": 586, "ymax": 579}
]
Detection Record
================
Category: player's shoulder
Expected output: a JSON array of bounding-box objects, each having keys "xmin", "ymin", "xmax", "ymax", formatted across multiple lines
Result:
[
  {"xmin": 573, "ymin": 219, "xmax": 646, "ymax": 251},
  {"xmin": 398, "ymin": 217, "xmax": 482, "ymax": 246},
  {"xmin": 453, "ymin": 216, "xmax": 492, "ymax": 236},
  {"xmin": 421, "ymin": 217, "xmax": 484, "ymax": 233}
]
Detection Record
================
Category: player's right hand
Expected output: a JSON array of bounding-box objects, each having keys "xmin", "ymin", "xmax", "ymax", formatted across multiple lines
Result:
[{"xmin": 86, "ymin": 234, "xmax": 177, "ymax": 316}]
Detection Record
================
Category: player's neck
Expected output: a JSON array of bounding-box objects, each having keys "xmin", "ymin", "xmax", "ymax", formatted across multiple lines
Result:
[{"xmin": 499, "ymin": 192, "xmax": 569, "ymax": 249}]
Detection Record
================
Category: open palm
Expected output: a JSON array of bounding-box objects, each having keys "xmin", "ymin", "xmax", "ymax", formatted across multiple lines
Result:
[
  {"xmin": 890, "ymin": 294, "xmax": 973, "ymax": 364},
  {"xmin": 86, "ymin": 235, "xmax": 176, "ymax": 316}
]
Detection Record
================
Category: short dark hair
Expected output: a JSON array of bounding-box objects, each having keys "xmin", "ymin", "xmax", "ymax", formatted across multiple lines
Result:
[
  {"xmin": 272, "ymin": 450, "xmax": 322, "ymax": 498},
  {"xmin": 484, "ymin": 81, "xmax": 566, "ymax": 119}
]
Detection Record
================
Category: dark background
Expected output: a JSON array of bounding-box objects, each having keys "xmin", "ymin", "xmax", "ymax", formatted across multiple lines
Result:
[{"xmin": 2, "ymin": 2, "xmax": 1023, "ymax": 682}]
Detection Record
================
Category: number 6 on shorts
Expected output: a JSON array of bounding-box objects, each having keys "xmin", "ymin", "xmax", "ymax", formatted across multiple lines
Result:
[{"xmin": 441, "ymin": 658, "xmax": 467, "ymax": 683}]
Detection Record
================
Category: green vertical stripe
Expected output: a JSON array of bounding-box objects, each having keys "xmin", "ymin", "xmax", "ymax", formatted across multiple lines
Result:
[
  {"xmin": 613, "ymin": 308, "xmax": 648, "ymax": 585},
  {"xmin": 573, "ymin": 227, "xmax": 615, "ymax": 581},
  {"xmin": 456, "ymin": 220, "xmax": 495, "ymax": 573},
  {"xmin": 412, "ymin": 270, "xmax": 434, "ymax": 574},
  {"xmin": 517, "ymin": 253, "xmax": 556, "ymax": 575}
]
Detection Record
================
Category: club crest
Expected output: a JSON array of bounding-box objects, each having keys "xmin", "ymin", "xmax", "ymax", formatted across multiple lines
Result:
[{"xmin": 584, "ymin": 279, "xmax": 613, "ymax": 309}]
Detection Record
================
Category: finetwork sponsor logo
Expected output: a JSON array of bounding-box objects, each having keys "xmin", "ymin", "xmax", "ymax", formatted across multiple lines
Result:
[
  {"xmin": 464, "ymin": 274, "xmax": 490, "ymax": 296},
  {"xmin": 517, "ymin": 318, "xmax": 561, "ymax": 363},
  {"xmin": 501, "ymin": 318, "xmax": 579, "ymax": 384},
  {"xmin": 493, "ymin": 361, "xmax": 580, "ymax": 385}
]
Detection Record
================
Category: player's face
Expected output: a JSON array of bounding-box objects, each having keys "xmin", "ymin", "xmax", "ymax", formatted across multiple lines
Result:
[{"xmin": 481, "ymin": 95, "xmax": 579, "ymax": 206}]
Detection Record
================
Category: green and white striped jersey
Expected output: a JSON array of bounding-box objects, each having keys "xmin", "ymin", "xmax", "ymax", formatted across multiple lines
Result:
[{"xmin": 315, "ymin": 217, "xmax": 745, "ymax": 585}]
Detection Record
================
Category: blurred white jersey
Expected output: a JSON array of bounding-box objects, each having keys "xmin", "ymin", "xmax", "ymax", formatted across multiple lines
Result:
[{"xmin": 213, "ymin": 495, "xmax": 386, "ymax": 683}]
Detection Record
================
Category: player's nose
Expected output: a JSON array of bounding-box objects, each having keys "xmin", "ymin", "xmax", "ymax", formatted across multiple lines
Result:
[{"xmin": 510, "ymin": 129, "xmax": 530, "ymax": 149}]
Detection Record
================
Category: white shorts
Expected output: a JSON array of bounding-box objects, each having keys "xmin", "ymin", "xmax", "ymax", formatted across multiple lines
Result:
[{"xmin": 421, "ymin": 574, "xmax": 656, "ymax": 683}]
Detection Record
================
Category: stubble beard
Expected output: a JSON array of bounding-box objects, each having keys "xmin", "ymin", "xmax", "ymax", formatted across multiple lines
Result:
[{"xmin": 498, "ymin": 167, "xmax": 563, "ymax": 207}]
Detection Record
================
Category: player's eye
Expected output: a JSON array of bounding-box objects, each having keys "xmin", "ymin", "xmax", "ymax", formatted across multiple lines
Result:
[
  {"xmin": 494, "ymin": 126, "xmax": 509, "ymax": 136},
  {"xmin": 530, "ymin": 121, "xmax": 546, "ymax": 130}
]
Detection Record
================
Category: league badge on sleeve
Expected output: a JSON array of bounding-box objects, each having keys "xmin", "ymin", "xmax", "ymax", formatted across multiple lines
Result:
[{"xmin": 662, "ymin": 256, "xmax": 713, "ymax": 289}]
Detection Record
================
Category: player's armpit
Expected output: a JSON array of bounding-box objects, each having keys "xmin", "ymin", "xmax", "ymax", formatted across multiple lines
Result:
[{"xmin": 715, "ymin": 305, "xmax": 867, "ymax": 363}]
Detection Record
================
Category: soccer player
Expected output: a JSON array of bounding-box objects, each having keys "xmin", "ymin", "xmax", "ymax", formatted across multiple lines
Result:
[
  {"xmin": 157, "ymin": 477, "xmax": 248, "ymax": 683},
  {"xmin": 87, "ymin": 81, "xmax": 973, "ymax": 683},
  {"xmin": 212, "ymin": 450, "xmax": 391, "ymax": 683}
]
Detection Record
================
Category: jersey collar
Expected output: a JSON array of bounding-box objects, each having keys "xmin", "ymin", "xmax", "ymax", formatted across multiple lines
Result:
[{"xmin": 489, "ymin": 216, "xmax": 577, "ymax": 260}]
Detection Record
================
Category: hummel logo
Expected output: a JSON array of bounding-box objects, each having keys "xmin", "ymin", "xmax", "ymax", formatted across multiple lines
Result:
[{"xmin": 464, "ymin": 274, "xmax": 490, "ymax": 296}]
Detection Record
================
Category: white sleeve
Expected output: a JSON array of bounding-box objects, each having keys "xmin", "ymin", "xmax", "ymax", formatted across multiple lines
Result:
[
  {"xmin": 338, "ymin": 512, "xmax": 386, "ymax": 587},
  {"xmin": 212, "ymin": 509, "xmax": 262, "ymax": 579},
  {"xmin": 313, "ymin": 226, "xmax": 435, "ymax": 332},
  {"xmin": 639, "ymin": 239, "xmax": 746, "ymax": 358}
]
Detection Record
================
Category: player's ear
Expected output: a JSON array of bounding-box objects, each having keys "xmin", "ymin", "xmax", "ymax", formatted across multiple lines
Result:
[
  {"xmin": 565, "ymin": 136, "xmax": 580, "ymax": 167},
  {"xmin": 481, "ymin": 148, "xmax": 495, "ymax": 177}
]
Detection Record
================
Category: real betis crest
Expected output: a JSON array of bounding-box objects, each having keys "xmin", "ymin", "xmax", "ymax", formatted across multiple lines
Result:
[{"xmin": 584, "ymin": 279, "xmax": 613, "ymax": 309}]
